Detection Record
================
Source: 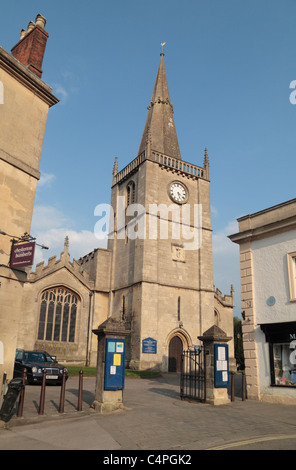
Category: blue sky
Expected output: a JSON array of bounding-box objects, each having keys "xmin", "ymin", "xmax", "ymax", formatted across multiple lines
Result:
[{"xmin": 1, "ymin": 1, "xmax": 296, "ymax": 317}]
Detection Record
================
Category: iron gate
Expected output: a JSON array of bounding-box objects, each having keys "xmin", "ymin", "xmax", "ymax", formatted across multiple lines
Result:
[{"xmin": 180, "ymin": 346, "xmax": 206, "ymax": 402}]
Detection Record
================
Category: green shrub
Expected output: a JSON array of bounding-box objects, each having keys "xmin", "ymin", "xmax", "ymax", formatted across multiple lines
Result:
[{"xmin": 66, "ymin": 366, "xmax": 161, "ymax": 378}]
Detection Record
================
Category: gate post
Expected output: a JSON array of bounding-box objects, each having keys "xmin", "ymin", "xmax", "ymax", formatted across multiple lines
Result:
[{"xmin": 198, "ymin": 325, "xmax": 232, "ymax": 406}]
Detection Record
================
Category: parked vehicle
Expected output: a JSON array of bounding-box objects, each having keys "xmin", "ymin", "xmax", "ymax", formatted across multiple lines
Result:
[{"xmin": 13, "ymin": 349, "xmax": 68, "ymax": 385}]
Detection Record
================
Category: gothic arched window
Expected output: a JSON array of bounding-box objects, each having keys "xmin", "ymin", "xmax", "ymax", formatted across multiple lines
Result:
[
  {"xmin": 214, "ymin": 309, "xmax": 220, "ymax": 327},
  {"xmin": 126, "ymin": 181, "xmax": 136, "ymax": 206},
  {"xmin": 37, "ymin": 287, "xmax": 79, "ymax": 343}
]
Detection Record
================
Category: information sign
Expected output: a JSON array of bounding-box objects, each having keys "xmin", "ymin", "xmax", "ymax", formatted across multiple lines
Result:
[
  {"xmin": 214, "ymin": 343, "xmax": 229, "ymax": 388},
  {"xmin": 142, "ymin": 337, "xmax": 157, "ymax": 354},
  {"xmin": 104, "ymin": 338, "xmax": 126, "ymax": 390}
]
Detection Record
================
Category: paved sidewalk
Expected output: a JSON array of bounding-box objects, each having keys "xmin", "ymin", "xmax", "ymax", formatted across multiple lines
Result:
[{"xmin": 1, "ymin": 373, "xmax": 296, "ymax": 451}]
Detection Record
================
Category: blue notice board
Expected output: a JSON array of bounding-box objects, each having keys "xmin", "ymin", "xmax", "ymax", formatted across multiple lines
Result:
[
  {"xmin": 142, "ymin": 337, "xmax": 157, "ymax": 354},
  {"xmin": 104, "ymin": 338, "xmax": 126, "ymax": 390},
  {"xmin": 214, "ymin": 344, "xmax": 229, "ymax": 388}
]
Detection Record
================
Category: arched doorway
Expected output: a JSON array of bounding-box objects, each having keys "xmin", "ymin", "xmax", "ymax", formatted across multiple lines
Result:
[{"xmin": 168, "ymin": 336, "xmax": 183, "ymax": 372}]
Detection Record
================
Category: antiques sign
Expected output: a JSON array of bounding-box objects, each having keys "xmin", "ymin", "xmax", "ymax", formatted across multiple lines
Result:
[{"xmin": 10, "ymin": 241, "xmax": 35, "ymax": 268}]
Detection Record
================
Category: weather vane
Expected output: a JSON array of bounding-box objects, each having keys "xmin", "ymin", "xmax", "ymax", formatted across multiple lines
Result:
[{"xmin": 161, "ymin": 42, "xmax": 166, "ymax": 53}]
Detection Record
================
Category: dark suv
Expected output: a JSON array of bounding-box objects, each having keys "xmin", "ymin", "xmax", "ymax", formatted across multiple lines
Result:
[{"xmin": 14, "ymin": 349, "xmax": 68, "ymax": 385}]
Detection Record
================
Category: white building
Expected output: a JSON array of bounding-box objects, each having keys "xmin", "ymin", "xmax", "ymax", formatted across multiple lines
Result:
[{"xmin": 229, "ymin": 198, "xmax": 296, "ymax": 404}]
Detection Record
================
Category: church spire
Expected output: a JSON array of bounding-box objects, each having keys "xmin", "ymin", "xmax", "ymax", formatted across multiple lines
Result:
[{"xmin": 138, "ymin": 52, "xmax": 181, "ymax": 160}]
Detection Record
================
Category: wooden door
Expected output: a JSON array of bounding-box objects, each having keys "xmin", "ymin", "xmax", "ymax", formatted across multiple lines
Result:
[{"xmin": 168, "ymin": 336, "xmax": 183, "ymax": 372}]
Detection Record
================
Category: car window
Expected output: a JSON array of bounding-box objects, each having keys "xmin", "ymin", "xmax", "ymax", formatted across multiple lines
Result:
[
  {"xmin": 24, "ymin": 352, "xmax": 46, "ymax": 362},
  {"xmin": 45, "ymin": 353, "xmax": 55, "ymax": 363},
  {"xmin": 15, "ymin": 350, "xmax": 23, "ymax": 361}
]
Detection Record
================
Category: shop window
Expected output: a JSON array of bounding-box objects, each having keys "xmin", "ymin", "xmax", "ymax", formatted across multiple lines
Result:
[
  {"xmin": 287, "ymin": 251, "xmax": 296, "ymax": 301},
  {"xmin": 37, "ymin": 287, "xmax": 79, "ymax": 343},
  {"xmin": 271, "ymin": 342, "xmax": 296, "ymax": 386},
  {"xmin": 261, "ymin": 322, "xmax": 296, "ymax": 388}
]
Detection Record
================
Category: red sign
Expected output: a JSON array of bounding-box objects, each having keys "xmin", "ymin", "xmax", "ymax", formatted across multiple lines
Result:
[{"xmin": 10, "ymin": 241, "xmax": 35, "ymax": 269}]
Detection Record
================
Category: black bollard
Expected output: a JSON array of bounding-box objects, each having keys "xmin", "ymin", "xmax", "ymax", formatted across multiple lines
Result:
[
  {"xmin": 242, "ymin": 371, "xmax": 246, "ymax": 401},
  {"xmin": 59, "ymin": 369, "xmax": 67, "ymax": 413},
  {"xmin": 231, "ymin": 372, "xmax": 235, "ymax": 402},
  {"xmin": 17, "ymin": 368, "xmax": 27, "ymax": 417},
  {"xmin": 77, "ymin": 370, "xmax": 83, "ymax": 411},
  {"xmin": 38, "ymin": 369, "xmax": 47, "ymax": 415}
]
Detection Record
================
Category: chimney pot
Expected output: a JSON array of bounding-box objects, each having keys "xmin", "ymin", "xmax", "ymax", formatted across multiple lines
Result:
[
  {"xmin": 35, "ymin": 14, "xmax": 47, "ymax": 29},
  {"xmin": 20, "ymin": 29, "xmax": 27, "ymax": 40},
  {"xmin": 27, "ymin": 21, "xmax": 35, "ymax": 33}
]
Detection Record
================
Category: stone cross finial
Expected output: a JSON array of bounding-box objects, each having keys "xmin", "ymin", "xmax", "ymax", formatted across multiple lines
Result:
[
  {"xmin": 64, "ymin": 235, "xmax": 69, "ymax": 252},
  {"xmin": 204, "ymin": 147, "xmax": 209, "ymax": 166}
]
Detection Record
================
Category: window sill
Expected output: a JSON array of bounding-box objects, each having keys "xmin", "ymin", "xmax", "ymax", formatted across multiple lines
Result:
[{"xmin": 270, "ymin": 384, "xmax": 296, "ymax": 389}]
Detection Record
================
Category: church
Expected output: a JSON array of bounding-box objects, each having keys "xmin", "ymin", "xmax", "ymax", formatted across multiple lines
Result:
[{"xmin": 18, "ymin": 50, "xmax": 235, "ymax": 371}]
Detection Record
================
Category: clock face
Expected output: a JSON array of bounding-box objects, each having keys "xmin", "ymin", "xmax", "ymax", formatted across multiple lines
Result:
[{"xmin": 169, "ymin": 182, "xmax": 187, "ymax": 203}]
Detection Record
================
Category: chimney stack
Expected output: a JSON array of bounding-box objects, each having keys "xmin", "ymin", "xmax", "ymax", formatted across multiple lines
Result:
[{"xmin": 10, "ymin": 14, "xmax": 49, "ymax": 79}]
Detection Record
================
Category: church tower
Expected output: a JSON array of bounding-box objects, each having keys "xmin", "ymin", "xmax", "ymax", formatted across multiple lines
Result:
[{"xmin": 108, "ymin": 52, "xmax": 214, "ymax": 372}]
